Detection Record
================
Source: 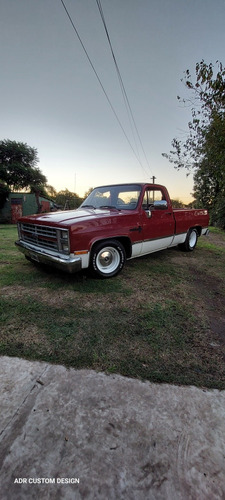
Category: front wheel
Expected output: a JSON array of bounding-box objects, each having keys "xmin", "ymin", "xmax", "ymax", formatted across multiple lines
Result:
[
  {"xmin": 90, "ymin": 240, "xmax": 126, "ymax": 278},
  {"xmin": 181, "ymin": 228, "xmax": 198, "ymax": 252}
]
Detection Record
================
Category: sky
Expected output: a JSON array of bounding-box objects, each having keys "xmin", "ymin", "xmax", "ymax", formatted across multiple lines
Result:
[{"xmin": 1, "ymin": 0, "xmax": 225, "ymax": 202}]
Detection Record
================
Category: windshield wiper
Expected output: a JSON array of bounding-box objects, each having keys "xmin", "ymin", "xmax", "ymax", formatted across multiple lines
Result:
[
  {"xmin": 82, "ymin": 204, "xmax": 96, "ymax": 209},
  {"xmin": 99, "ymin": 205, "xmax": 120, "ymax": 211}
]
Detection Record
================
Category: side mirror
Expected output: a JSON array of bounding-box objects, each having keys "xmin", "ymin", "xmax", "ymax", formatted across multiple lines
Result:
[
  {"xmin": 145, "ymin": 209, "xmax": 152, "ymax": 218},
  {"xmin": 153, "ymin": 200, "xmax": 168, "ymax": 209}
]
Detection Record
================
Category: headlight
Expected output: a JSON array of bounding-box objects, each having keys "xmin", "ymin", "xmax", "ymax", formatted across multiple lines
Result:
[
  {"xmin": 58, "ymin": 230, "xmax": 70, "ymax": 254},
  {"xmin": 61, "ymin": 243, "xmax": 69, "ymax": 253}
]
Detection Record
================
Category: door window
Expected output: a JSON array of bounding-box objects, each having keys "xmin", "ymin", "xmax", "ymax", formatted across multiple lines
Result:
[{"xmin": 142, "ymin": 189, "xmax": 165, "ymax": 209}]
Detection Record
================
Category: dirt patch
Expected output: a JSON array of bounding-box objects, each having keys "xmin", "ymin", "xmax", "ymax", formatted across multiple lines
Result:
[
  {"xmin": 207, "ymin": 230, "xmax": 225, "ymax": 248},
  {"xmin": 169, "ymin": 230, "xmax": 225, "ymax": 352},
  {"xmin": 1, "ymin": 321, "xmax": 50, "ymax": 352},
  {"xmin": 1, "ymin": 285, "xmax": 78, "ymax": 308},
  {"xmin": 188, "ymin": 268, "xmax": 225, "ymax": 346},
  {"xmin": 1, "ymin": 280, "xmax": 171, "ymax": 312}
]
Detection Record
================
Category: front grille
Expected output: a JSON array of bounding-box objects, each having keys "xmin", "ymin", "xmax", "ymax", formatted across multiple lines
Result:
[{"xmin": 19, "ymin": 223, "xmax": 69, "ymax": 254}]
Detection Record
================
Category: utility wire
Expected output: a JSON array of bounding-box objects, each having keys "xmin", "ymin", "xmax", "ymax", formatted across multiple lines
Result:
[
  {"xmin": 60, "ymin": 0, "xmax": 148, "ymax": 172},
  {"xmin": 96, "ymin": 0, "xmax": 140, "ymax": 159},
  {"xmin": 95, "ymin": 0, "xmax": 153, "ymax": 177}
]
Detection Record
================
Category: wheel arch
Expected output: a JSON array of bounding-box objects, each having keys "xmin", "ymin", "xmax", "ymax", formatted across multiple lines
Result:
[
  {"xmin": 90, "ymin": 236, "xmax": 132, "ymax": 259},
  {"xmin": 191, "ymin": 225, "xmax": 202, "ymax": 236}
]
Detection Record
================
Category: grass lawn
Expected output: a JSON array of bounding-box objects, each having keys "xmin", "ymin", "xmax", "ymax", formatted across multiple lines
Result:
[{"xmin": 1, "ymin": 224, "xmax": 225, "ymax": 389}]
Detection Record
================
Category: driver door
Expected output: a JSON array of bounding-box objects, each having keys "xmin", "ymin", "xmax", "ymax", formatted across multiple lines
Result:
[{"xmin": 141, "ymin": 187, "xmax": 175, "ymax": 254}]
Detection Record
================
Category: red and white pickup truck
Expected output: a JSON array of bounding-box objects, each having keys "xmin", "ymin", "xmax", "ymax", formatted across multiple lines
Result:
[{"xmin": 15, "ymin": 183, "xmax": 209, "ymax": 278}]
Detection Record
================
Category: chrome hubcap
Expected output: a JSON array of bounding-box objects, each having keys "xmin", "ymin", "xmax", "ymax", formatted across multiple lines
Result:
[
  {"xmin": 96, "ymin": 247, "xmax": 120, "ymax": 274},
  {"xmin": 99, "ymin": 250, "xmax": 113, "ymax": 267}
]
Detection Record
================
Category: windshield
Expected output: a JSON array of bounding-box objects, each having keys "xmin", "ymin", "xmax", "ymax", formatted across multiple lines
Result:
[{"xmin": 81, "ymin": 184, "xmax": 142, "ymax": 210}]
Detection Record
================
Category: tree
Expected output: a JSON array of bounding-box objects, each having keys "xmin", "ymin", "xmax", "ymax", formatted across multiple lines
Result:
[
  {"xmin": 84, "ymin": 187, "xmax": 94, "ymax": 199},
  {"xmin": 162, "ymin": 61, "xmax": 225, "ymax": 227},
  {"xmin": 0, "ymin": 139, "xmax": 48, "ymax": 213},
  {"xmin": 170, "ymin": 199, "xmax": 186, "ymax": 208},
  {"xmin": 54, "ymin": 189, "xmax": 83, "ymax": 210},
  {"xmin": 45, "ymin": 184, "xmax": 57, "ymax": 199},
  {"xmin": 0, "ymin": 139, "xmax": 47, "ymax": 191}
]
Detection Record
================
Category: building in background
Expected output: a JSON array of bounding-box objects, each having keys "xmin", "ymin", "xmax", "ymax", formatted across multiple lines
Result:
[{"xmin": 0, "ymin": 193, "xmax": 58, "ymax": 223}]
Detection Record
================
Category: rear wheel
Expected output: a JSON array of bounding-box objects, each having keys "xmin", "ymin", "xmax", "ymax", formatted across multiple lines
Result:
[
  {"xmin": 90, "ymin": 240, "xmax": 126, "ymax": 278},
  {"xmin": 182, "ymin": 228, "xmax": 198, "ymax": 251}
]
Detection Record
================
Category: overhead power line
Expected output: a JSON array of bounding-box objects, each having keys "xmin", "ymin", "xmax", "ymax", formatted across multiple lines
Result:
[
  {"xmin": 95, "ymin": 0, "xmax": 153, "ymax": 177},
  {"xmin": 60, "ymin": 0, "xmax": 150, "ymax": 175},
  {"xmin": 96, "ymin": 0, "xmax": 140, "ymax": 157}
]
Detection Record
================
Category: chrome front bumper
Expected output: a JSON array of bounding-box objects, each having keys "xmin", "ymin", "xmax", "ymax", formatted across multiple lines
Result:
[{"xmin": 15, "ymin": 240, "xmax": 82, "ymax": 274}]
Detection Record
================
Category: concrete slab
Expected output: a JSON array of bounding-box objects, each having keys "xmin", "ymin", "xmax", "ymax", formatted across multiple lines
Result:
[{"xmin": 0, "ymin": 356, "xmax": 225, "ymax": 500}]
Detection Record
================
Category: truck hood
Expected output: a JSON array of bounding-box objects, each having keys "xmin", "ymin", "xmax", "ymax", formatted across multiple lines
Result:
[{"xmin": 20, "ymin": 207, "xmax": 117, "ymax": 226}]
